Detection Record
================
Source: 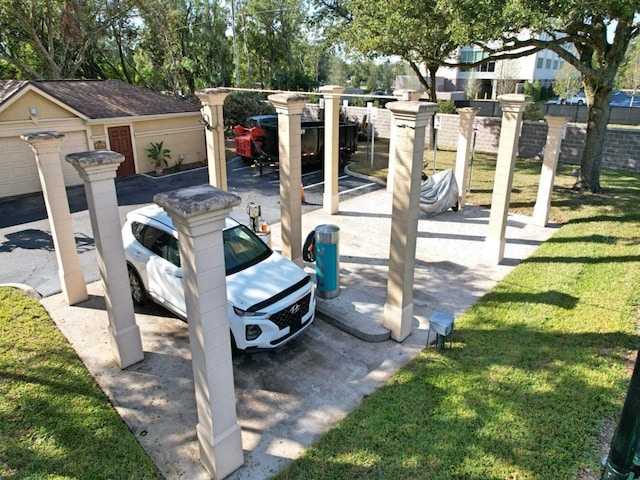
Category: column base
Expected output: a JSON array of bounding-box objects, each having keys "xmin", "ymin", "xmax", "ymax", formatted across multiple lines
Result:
[
  {"xmin": 108, "ymin": 323, "xmax": 144, "ymax": 369},
  {"xmin": 485, "ymin": 236, "xmax": 505, "ymax": 265},
  {"xmin": 531, "ymin": 203, "xmax": 548, "ymax": 227},
  {"xmin": 383, "ymin": 302, "xmax": 413, "ymax": 342},
  {"xmin": 60, "ymin": 269, "xmax": 88, "ymax": 305},
  {"xmin": 197, "ymin": 422, "xmax": 244, "ymax": 479},
  {"xmin": 323, "ymin": 192, "xmax": 339, "ymax": 215}
]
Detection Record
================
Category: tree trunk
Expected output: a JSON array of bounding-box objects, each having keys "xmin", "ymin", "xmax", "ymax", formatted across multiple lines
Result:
[{"xmin": 578, "ymin": 85, "xmax": 613, "ymax": 193}]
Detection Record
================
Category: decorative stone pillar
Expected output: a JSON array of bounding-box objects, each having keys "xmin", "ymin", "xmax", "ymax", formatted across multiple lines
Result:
[
  {"xmin": 321, "ymin": 85, "xmax": 345, "ymax": 215},
  {"xmin": 485, "ymin": 94, "xmax": 532, "ymax": 264},
  {"xmin": 65, "ymin": 150, "xmax": 144, "ymax": 369},
  {"xmin": 154, "ymin": 185, "xmax": 244, "ymax": 480},
  {"xmin": 21, "ymin": 131, "xmax": 88, "ymax": 305},
  {"xmin": 454, "ymin": 107, "xmax": 480, "ymax": 208},
  {"xmin": 532, "ymin": 116, "xmax": 568, "ymax": 226},
  {"xmin": 387, "ymin": 90, "xmax": 422, "ymax": 193},
  {"xmin": 196, "ymin": 88, "xmax": 229, "ymax": 191},
  {"xmin": 269, "ymin": 93, "xmax": 308, "ymax": 267},
  {"xmin": 384, "ymin": 101, "xmax": 439, "ymax": 342}
]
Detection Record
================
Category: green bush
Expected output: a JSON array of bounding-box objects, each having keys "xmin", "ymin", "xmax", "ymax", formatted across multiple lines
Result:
[
  {"xmin": 223, "ymin": 91, "xmax": 275, "ymax": 130},
  {"xmin": 523, "ymin": 102, "xmax": 544, "ymax": 121},
  {"xmin": 437, "ymin": 99, "xmax": 457, "ymax": 114}
]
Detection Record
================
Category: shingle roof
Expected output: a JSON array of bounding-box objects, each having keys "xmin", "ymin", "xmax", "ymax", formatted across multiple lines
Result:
[{"xmin": 0, "ymin": 79, "xmax": 201, "ymax": 119}]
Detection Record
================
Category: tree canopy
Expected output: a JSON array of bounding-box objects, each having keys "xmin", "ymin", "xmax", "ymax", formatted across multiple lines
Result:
[
  {"xmin": 1, "ymin": 0, "xmax": 638, "ymax": 192},
  {"xmin": 446, "ymin": 0, "xmax": 639, "ymax": 192},
  {"xmin": 325, "ymin": 0, "xmax": 640, "ymax": 192}
]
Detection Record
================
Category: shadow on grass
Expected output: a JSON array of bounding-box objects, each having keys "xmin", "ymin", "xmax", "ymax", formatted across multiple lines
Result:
[{"xmin": 276, "ymin": 325, "xmax": 633, "ymax": 479}]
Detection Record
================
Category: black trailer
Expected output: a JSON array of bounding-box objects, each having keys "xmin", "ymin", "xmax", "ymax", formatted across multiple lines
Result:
[{"xmin": 235, "ymin": 115, "xmax": 358, "ymax": 175}]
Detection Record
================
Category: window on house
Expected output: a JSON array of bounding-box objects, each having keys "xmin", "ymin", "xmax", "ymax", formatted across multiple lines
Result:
[
  {"xmin": 478, "ymin": 62, "xmax": 496, "ymax": 72},
  {"xmin": 546, "ymin": 59, "xmax": 552, "ymax": 69},
  {"xmin": 460, "ymin": 49, "xmax": 488, "ymax": 64},
  {"xmin": 553, "ymin": 60, "xmax": 559, "ymax": 69},
  {"xmin": 536, "ymin": 58, "xmax": 544, "ymax": 69}
]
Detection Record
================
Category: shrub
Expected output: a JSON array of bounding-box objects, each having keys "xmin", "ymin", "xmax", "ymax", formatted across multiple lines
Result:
[
  {"xmin": 223, "ymin": 91, "xmax": 275, "ymax": 130},
  {"xmin": 437, "ymin": 99, "xmax": 457, "ymax": 114}
]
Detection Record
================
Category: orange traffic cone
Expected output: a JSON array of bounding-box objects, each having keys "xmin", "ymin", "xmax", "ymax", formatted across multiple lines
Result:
[{"xmin": 301, "ymin": 185, "xmax": 306, "ymax": 204}]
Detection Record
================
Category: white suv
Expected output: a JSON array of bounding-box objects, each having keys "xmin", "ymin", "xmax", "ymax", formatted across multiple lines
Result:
[{"xmin": 122, "ymin": 204, "xmax": 315, "ymax": 350}]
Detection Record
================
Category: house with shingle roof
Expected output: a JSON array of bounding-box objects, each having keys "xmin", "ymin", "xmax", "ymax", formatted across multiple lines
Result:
[{"xmin": 0, "ymin": 79, "xmax": 204, "ymax": 199}]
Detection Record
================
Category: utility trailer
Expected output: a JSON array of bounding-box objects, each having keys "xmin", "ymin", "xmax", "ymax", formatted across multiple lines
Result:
[{"xmin": 234, "ymin": 115, "xmax": 358, "ymax": 175}]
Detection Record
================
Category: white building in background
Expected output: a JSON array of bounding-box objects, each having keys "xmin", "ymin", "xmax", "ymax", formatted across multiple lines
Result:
[{"xmin": 435, "ymin": 32, "xmax": 567, "ymax": 99}]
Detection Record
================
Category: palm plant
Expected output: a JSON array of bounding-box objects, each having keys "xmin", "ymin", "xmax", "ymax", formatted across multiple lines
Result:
[{"xmin": 146, "ymin": 141, "xmax": 171, "ymax": 171}]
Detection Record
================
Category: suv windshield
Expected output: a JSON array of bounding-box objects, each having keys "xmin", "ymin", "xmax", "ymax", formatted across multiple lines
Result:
[{"xmin": 223, "ymin": 224, "xmax": 272, "ymax": 275}]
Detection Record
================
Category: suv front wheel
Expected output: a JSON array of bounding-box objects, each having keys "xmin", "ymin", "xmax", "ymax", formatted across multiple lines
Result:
[{"xmin": 128, "ymin": 266, "xmax": 148, "ymax": 305}]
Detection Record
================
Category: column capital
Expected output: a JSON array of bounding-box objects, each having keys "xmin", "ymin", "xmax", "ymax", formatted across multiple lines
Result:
[
  {"xmin": 393, "ymin": 89, "xmax": 422, "ymax": 101},
  {"xmin": 154, "ymin": 184, "xmax": 241, "ymax": 233},
  {"xmin": 268, "ymin": 93, "xmax": 308, "ymax": 116},
  {"xmin": 21, "ymin": 131, "xmax": 65, "ymax": 153},
  {"xmin": 319, "ymin": 85, "xmax": 345, "ymax": 96},
  {"xmin": 66, "ymin": 150, "xmax": 123, "ymax": 181},
  {"xmin": 456, "ymin": 107, "xmax": 480, "ymax": 118},
  {"xmin": 196, "ymin": 88, "xmax": 230, "ymax": 107},
  {"xmin": 386, "ymin": 101, "xmax": 439, "ymax": 128},
  {"xmin": 21, "ymin": 131, "xmax": 66, "ymax": 144},
  {"xmin": 497, "ymin": 94, "xmax": 532, "ymax": 112},
  {"xmin": 545, "ymin": 115, "xmax": 569, "ymax": 129}
]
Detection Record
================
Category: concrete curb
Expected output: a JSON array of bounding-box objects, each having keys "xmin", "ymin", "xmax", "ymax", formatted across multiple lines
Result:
[
  {"xmin": 0, "ymin": 283, "xmax": 42, "ymax": 300},
  {"xmin": 344, "ymin": 163, "xmax": 387, "ymax": 186}
]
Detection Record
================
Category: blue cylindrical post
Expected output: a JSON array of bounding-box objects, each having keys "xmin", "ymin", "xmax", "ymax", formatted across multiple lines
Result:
[{"xmin": 315, "ymin": 224, "xmax": 340, "ymax": 298}]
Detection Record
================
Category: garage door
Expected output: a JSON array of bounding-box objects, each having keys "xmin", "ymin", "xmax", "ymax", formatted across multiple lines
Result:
[{"xmin": 0, "ymin": 131, "xmax": 88, "ymax": 199}]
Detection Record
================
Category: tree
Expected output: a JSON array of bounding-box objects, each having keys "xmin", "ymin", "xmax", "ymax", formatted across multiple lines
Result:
[
  {"xmin": 0, "ymin": 0, "xmax": 139, "ymax": 79},
  {"xmin": 552, "ymin": 62, "xmax": 582, "ymax": 100},
  {"xmin": 494, "ymin": 59, "xmax": 520, "ymax": 96},
  {"xmin": 465, "ymin": 73, "xmax": 482, "ymax": 99},
  {"xmin": 444, "ymin": 0, "xmax": 639, "ymax": 192},
  {"xmin": 321, "ymin": 0, "xmax": 461, "ymax": 102},
  {"xmin": 617, "ymin": 39, "xmax": 640, "ymax": 105},
  {"xmin": 240, "ymin": 0, "xmax": 315, "ymax": 90}
]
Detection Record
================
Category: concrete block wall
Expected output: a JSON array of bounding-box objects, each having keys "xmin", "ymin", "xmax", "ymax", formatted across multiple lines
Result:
[
  {"xmin": 434, "ymin": 113, "xmax": 640, "ymax": 173},
  {"xmin": 304, "ymin": 104, "xmax": 393, "ymax": 138},
  {"xmin": 303, "ymin": 104, "xmax": 640, "ymax": 173}
]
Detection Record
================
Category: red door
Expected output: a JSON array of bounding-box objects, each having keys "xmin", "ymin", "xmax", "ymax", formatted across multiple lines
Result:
[{"xmin": 108, "ymin": 126, "xmax": 135, "ymax": 176}]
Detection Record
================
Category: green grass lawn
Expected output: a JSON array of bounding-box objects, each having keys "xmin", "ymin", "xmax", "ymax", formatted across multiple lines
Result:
[
  {"xmin": 0, "ymin": 287, "xmax": 161, "ymax": 479},
  {"xmin": 2, "ymin": 142, "xmax": 639, "ymax": 479},
  {"xmin": 274, "ymin": 145, "xmax": 640, "ymax": 479}
]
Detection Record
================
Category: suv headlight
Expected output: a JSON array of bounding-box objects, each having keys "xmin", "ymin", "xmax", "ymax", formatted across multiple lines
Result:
[{"xmin": 233, "ymin": 306, "xmax": 265, "ymax": 317}]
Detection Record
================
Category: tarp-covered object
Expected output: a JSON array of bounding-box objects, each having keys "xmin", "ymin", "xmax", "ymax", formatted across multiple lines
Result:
[{"xmin": 419, "ymin": 169, "xmax": 459, "ymax": 216}]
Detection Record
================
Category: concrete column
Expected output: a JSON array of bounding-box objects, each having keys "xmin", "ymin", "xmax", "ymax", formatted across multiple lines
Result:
[
  {"xmin": 387, "ymin": 90, "xmax": 422, "ymax": 193},
  {"xmin": 454, "ymin": 107, "xmax": 480, "ymax": 209},
  {"xmin": 196, "ymin": 88, "xmax": 229, "ymax": 191},
  {"xmin": 485, "ymin": 94, "xmax": 532, "ymax": 264},
  {"xmin": 384, "ymin": 101, "xmax": 439, "ymax": 342},
  {"xmin": 320, "ymin": 85, "xmax": 345, "ymax": 214},
  {"xmin": 269, "ymin": 93, "xmax": 308, "ymax": 267},
  {"xmin": 21, "ymin": 131, "xmax": 88, "ymax": 305},
  {"xmin": 532, "ymin": 116, "xmax": 568, "ymax": 226},
  {"xmin": 66, "ymin": 150, "xmax": 144, "ymax": 369},
  {"xmin": 154, "ymin": 185, "xmax": 243, "ymax": 480}
]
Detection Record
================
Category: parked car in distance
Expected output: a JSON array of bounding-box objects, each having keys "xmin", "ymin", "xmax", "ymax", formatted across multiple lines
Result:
[
  {"xmin": 558, "ymin": 92, "xmax": 586, "ymax": 105},
  {"xmin": 122, "ymin": 204, "xmax": 316, "ymax": 351}
]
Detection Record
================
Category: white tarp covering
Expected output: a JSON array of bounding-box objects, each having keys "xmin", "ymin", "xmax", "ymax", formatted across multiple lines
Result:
[{"xmin": 419, "ymin": 169, "xmax": 459, "ymax": 216}]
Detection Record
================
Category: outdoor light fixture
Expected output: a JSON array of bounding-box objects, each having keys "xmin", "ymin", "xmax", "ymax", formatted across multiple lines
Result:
[{"xmin": 29, "ymin": 106, "xmax": 38, "ymax": 124}]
